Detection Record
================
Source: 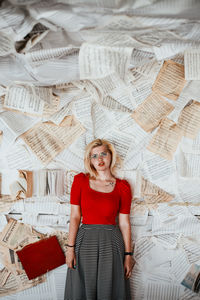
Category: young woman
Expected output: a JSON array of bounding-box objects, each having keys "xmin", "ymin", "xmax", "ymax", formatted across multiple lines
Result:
[{"xmin": 64, "ymin": 138, "xmax": 134, "ymax": 300}]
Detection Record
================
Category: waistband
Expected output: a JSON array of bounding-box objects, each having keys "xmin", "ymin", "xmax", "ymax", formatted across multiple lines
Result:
[{"xmin": 81, "ymin": 224, "xmax": 117, "ymax": 230}]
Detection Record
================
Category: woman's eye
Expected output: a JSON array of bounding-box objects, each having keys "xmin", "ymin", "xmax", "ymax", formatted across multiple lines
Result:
[{"xmin": 101, "ymin": 152, "xmax": 107, "ymax": 156}]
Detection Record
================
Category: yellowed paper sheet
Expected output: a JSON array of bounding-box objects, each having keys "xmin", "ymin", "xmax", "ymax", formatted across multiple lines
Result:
[
  {"xmin": 43, "ymin": 118, "xmax": 86, "ymax": 147},
  {"xmin": 0, "ymin": 268, "xmax": 10, "ymax": 287},
  {"xmin": 147, "ymin": 118, "xmax": 183, "ymax": 160},
  {"xmin": 0, "ymin": 246, "xmax": 24, "ymax": 275},
  {"xmin": 21, "ymin": 122, "xmax": 65, "ymax": 165},
  {"xmin": 21, "ymin": 119, "xmax": 85, "ymax": 165},
  {"xmin": 177, "ymin": 101, "xmax": 200, "ymax": 139},
  {"xmin": 131, "ymin": 92, "xmax": 174, "ymax": 132},
  {"xmin": 152, "ymin": 60, "xmax": 186, "ymax": 100},
  {"xmin": 0, "ymin": 195, "xmax": 15, "ymax": 213},
  {"xmin": 42, "ymin": 93, "xmax": 60, "ymax": 119},
  {"xmin": 0, "ymin": 219, "xmax": 43, "ymax": 250},
  {"xmin": 0, "ymin": 271, "xmax": 45, "ymax": 297},
  {"xmin": 141, "ymin": 177, "xmax": 174, "ymax": 208}
]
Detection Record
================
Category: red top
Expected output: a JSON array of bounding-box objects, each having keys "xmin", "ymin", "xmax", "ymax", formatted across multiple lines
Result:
[{"xmin": 70, "ymin": 172, "xmax": 132, "ymax": 225}]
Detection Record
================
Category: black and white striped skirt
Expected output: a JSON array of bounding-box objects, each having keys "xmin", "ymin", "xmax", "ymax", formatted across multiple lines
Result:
[{"xmin": 64, "ymin": 224, "xmax": 131, "ymax": 300}]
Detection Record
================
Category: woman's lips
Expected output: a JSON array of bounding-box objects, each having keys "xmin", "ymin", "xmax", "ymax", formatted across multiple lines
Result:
[{"xmin": 98, "ymin": 162, "xmax": 105, "ymax": 166}]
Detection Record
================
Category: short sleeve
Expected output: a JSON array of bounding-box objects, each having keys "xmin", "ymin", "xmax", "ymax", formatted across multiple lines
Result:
[
  {"xmin": 119, "ymin": 179, "xmax": 132, "ymax": 214},
  {"xmin": 70, "ymin": 172, "xmax": 85, "ymax": 205}
]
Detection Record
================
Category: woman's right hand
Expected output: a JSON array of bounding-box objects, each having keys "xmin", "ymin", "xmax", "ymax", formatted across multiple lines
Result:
[{"xmin": 66, "ymin": 248, "xmax": 76, "ymax": 269}]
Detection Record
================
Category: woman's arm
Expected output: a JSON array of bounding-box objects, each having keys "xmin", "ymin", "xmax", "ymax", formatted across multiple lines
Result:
[
  {"xmin": 118, "ymin": 213, "xmax": 132, "ymax": 251},
  {"xmin": 118, "ymin": 213, "xmax": 134, "ymax": 279},
  {"xmin": 66, "ymin": 205, "xmax": 81, "ymax": 269}
]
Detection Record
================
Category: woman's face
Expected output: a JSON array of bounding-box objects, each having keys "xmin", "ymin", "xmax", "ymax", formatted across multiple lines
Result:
[{"xmin": 90, "ymin": 145, "xmax": 112, "ymax": 172}]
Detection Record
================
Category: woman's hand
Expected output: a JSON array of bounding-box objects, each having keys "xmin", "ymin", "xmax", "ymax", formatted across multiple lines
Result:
[
  {"xmin": 66, "ymin": 248, "xmax": 76, "ymax": 269},
  {"xmin": 124, "ymin": 255, "xmax": 135, "ymax": 279}
]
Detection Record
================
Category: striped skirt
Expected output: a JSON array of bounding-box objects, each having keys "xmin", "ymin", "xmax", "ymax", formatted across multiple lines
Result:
[{"xmin": 64, "ymin": 224, "xmax": 131, "ymax": 300}]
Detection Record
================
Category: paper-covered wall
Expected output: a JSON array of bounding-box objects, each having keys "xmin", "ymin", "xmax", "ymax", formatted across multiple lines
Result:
[{"xmin": 0, "ymin": 0, "xmax": 200, "ymax": 299}]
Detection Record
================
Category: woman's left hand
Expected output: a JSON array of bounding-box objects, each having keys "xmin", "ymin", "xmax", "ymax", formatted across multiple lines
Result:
[{"xmin": 124, "ymin": 255, "xmax": 135, "ymax": 279}]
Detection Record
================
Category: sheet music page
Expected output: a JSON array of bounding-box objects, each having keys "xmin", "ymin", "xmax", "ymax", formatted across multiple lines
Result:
[
  {"xmin": 109, "ymin": 86, "xmax": 134, "ymax": 110},
  {"xmin": 141, "ymin": 177, "xmax": 174, "ymax": 207},
  {"xmin": 171, "ymin": 250, "xmax": 190, "ymax": 282},
  {"xmin": 21, "ymin": 120, "xmax": 85, "ymax": 165},
  {"xmin": 73, "ymin": 94, "xmax": 93, "ymax": 130},
  {"xmin": 53, "ymin": 265, "xmax": 68, "ymax": 300},
  {"xmin": 102, "ymin": 128, "xmax": 134, "ymax": 160},
  {"xmin": 19, "ymin": 28, "xmax": 50, "ymax": 54},
  {"xmin": 133, "ymin": 60, "xmax": 163, "ymax": 83},
  {"xmin": 153, "ymin": 39, "xmax": 190, "ymax": 61},
  {"xmin": 152, "ymin": 233, "xmax": 180, "ymax": 249},
  {"xmin": 168, "ymin": 93, "xmax": 191, "ymax": 123},
  {"xmin": 0, "ymin": 122, "xmax": 22, "ymax": 151},
  {"xmin": 177, "ymin": 177, "xmax": 200, "ymax": 205},
  {"xmin": 180, "ymin": 132, "xmax": 200, "ymax": 155},
  {"xmin": 5, "ymin": 141, "xmax": 42, "ymax": 169},
  {"xmin": 4, "ymin": 85, "xmax": 47, "ymax": 116},
  {"xmin": 115, "ymin": 114, "xmax": 149, "ymax": 143},
  {"xmin": 177, "ymin": 151, "xmax": 200, "ymax": 178},
  {"xmin": 147, "ymin": 118, "xmax": 183, "ymax": 160},
  {"xmin": 43, "ymin": 119, "xmax": 86, "ymax": 147},
  {"xmin": 21, "ymin": 122, "xmax": 65, "ymax": 165},
  {"xmin": 132, "ymin": 92, "xmax": 174, "ymax": 132},
  {"xmin": 130, "ymin": 267, "xmax": 146, "ymax": 300},
  {"xmin": 0, "ymin": 271, "xmax": 46, "ymax": 298},
  {"xmin": 130, "ymin": 48, "xmax": 155, "ymax": 68},
  {"xmin": 0, "ymin": 110, "xmax": 40, "ymax": 139},
  {"xmin": 0, "ymin": 32, "xmax": 15, "ymax": 56},
  {"xmin": 0, "ymin": 85, "xmax": 6, "ymax": 97},
  {"xmin": 96, "ymin": 15, "xmax": 141, "ymax": 31},
  {"xmin": 144, "ymin": 281, "xmax": 181, "ymax": 300},
  {"xmin": 55, "ymin": 147, "xmax": 84, "ymax": 171},
  {"xmin": 92, "ymin": 103, "xmax": 114, "ymax": 137},
  {"xmin": 184, "ymin": 48, "xmax": 200, "ymax": 80},
  {"xmin": 91, "ymin": 73, "xmax": 125, "ymax": 96},
  {"xmin": 134, "ymin": 237, "xmax": 155, "ymax": 262},
  {"xmin": 0, "ymin": 219, "xmax": 43, "ymax": 250},
  {"xmin": 182, "ymin": 80, "xmax": 200, "ymax": 103},
  {"xmin": 80, "ymin": 30, "xmax": 139, "ymax": 48},
  {"xmin": 42, "ymin": 94, "xmax": 60, "ymax": 121},
  {"xmin": 152, "ymin": 60, "xmax": 186, "ymax": 100},
  {"xmin": 13, "ymin": 271, "xmax": 58, "ymax": 300},
  {"xmin": 130, "ymin": 81, "xmax": 153, "ymax": 106},
  {"xmin": 25, "ymin": 47, "xmax": 79, "ymax": 67},
  {"xmin": 0, "ymin": 195, "xmax": 15, "ymax": 213},
  {"xmin": 182, "ymin": 241, "xmax": 200, "ymax": 264},
  {"xmin": 68, "ymin": 132, "xmax": 87, "ymax": 159},
  {"xmin": 152, "ymin": 215, "xmax": 200, "ymax": 235},
  {"xmin": 177, "ymin": 100, "xmax": 200, "ymax": 139},
  {"xmin": 101, "ymin": 95, "xmax": 132, "ymax": 113},
  {"xmin": 79, "ymin": 43, "xmax": 133, "ymax": 80},
  {"xmin": 142, "ymin": 150, "xmax": 176, "ymax": 182}
]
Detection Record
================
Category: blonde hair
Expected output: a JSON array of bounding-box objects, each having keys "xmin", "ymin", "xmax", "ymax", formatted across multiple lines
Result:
[{"xmin": 84, "ymin": 139, "xmax": 118, "ymax": 178}]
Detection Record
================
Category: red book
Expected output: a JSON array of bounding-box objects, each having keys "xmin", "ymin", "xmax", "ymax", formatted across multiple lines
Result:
[{"xmin": 16, "ymin": 235, "xmax": 66, "ymax": 280}]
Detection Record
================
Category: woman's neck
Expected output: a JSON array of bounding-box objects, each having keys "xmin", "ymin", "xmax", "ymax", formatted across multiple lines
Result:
[{"xmin": 95, "ymin": 170, "xmax": 114, "ymax": 181}]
